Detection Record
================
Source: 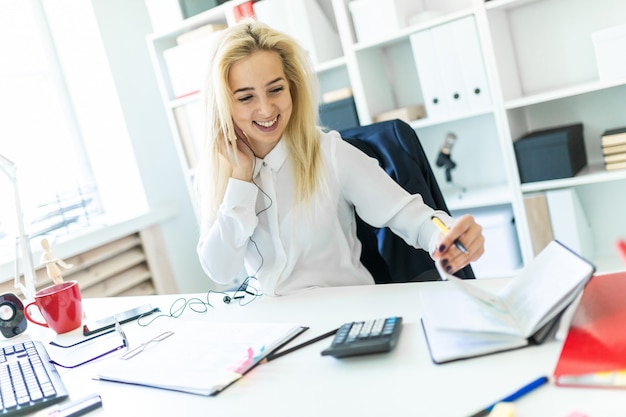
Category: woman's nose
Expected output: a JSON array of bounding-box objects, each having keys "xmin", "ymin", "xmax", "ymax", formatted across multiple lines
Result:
[{"xmin": 258, "ymin": 97, "xmax": 273, "ymax": 116}]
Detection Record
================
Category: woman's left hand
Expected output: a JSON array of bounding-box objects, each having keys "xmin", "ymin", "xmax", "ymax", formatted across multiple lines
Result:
[{"xmin": 432, "ymin": 214, "xmax": 484, "ymax": 274}]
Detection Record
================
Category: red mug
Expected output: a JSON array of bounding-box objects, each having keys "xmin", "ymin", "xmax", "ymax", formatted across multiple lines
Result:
[{"xmin": 24, "ymin": 281, "xmax": 83, "ymax": 334}]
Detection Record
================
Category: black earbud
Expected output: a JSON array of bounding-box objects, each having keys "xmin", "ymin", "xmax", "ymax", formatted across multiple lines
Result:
[{"xmin": 223, "ymin": 294, "xmax": 246, "ymax": 304}]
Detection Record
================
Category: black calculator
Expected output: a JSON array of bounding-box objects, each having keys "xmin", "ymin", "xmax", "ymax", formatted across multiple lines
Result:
[{"xmin": 321, "ymin": 316, "xmax": 403, "ymax": 358}]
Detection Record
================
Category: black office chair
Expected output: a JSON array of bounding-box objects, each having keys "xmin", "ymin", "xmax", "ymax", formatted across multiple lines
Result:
[{"xmin": 340, "ymin": 119, "xmax": 475, "ymax": 283}]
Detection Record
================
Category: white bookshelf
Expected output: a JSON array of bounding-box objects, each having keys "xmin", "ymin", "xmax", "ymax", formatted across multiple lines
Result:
[{"xmin": 145, "ymin": 0, "xmax": 626, "ymax": 276}]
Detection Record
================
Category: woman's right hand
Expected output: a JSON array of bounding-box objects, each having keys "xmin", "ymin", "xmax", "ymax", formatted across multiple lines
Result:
[
  {"xmin": 432, "ymin": 214, "xmax": 484, "ymax": 274},
  {"xmin": 225, "ymin": 124, "xmax": 255, "ymax": 182}
]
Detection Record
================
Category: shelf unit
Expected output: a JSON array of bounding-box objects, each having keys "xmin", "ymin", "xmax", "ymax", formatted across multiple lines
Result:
[
  {"xmin": 480, "ymin": 0, "xmax": 626, "ymax": 274},
  {"xmin": 146, "ymin": 0, "xmax": 626, "ymax": 277}
]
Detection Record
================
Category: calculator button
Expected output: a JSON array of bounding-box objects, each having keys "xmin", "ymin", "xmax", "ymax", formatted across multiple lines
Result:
[
  {"xmin": 382, "ymin": 318, "xmax": 397, "ymax": 335},
  {"xmin": 370, "ymin": 319, "xmax": 385, "ymax": 337},
  {"xmin": 358, "ymin": 320, "xmax": 374, "ymax": 338},
  {"xmin": 346, "ymin": 322, "xmax": 363, "ymax": 343},
  {"xmin": 333, "ymin": 323, "xmax": 351, "ymax": 344}
]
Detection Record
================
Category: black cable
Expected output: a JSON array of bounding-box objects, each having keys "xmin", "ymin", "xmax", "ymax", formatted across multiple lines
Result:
[{"xmin": 136, "ymin": 277, "xmax": 262, "ymax": 327}]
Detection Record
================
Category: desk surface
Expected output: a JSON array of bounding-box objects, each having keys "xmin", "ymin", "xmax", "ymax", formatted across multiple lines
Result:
[{"xmin": 7, "ymin": 280, "xmax": 626, "ymax": 417}]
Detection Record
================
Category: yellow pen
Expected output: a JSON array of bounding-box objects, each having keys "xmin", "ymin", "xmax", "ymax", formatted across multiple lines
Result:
[{"xmin": 431, "ymin": 215, "xmax": 468, "ymax": 254}]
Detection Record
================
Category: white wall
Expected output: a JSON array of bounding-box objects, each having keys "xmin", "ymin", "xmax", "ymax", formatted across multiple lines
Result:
[{"xmin": 91, "ymin": 0, "xmax": 209, "ymax": 293}]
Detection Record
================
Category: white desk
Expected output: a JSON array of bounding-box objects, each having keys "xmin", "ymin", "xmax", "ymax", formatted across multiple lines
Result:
[{"xmin": 7, "ymin": 280, "xmax": 626, "ymax": 417}]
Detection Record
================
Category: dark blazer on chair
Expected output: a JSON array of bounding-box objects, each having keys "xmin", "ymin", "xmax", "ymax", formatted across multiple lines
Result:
[{"xmin": 340, "ymin": 119, "xmax": 475, "ymax": 283}]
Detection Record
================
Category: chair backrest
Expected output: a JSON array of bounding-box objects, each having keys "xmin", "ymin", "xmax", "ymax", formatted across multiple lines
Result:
[{"xmin": 340, "ymin": 119, "xmax": 474, "ymax": 283}]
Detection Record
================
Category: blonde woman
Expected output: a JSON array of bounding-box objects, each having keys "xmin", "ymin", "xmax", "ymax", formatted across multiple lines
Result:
[{"xmin": 195, "ymin": 20, "xmax": 484, "ymax": 296}]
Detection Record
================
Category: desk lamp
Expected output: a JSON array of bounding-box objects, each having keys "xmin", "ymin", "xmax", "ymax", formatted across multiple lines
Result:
[{"xmin": 0, "ymin": 154, "xmax": 37, "ymax": 301}]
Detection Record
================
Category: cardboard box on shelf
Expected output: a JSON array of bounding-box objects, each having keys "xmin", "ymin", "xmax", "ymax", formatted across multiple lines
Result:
[
  {"xmin": 374, "ymin": 105, "xmax": 425, "ymax": 124},
  {"xmin": 322, "ymin": 88, "xmax": 353, "ymax": 104}
]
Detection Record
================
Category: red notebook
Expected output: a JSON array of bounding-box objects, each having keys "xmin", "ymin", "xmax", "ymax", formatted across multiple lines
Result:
[{"xmin": 553, "ymin": 271, "xmax": 626, "ymax": 388}]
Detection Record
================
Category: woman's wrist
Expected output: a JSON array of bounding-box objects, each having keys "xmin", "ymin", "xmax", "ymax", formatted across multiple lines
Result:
[{"xmin": 231, "ymin": 167, "xmax": 252, "ymax": 182}]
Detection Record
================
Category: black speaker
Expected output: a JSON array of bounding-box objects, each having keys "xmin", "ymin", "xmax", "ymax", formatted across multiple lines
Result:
[{"xmin": 0, "ymin": 293, "xmax": 27, "ymax": 338}]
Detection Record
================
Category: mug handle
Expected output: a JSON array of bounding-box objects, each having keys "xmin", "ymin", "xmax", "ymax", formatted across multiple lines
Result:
[{"xmin": 24, "ymin": 302, "xmax": 49, "ymax": 328}]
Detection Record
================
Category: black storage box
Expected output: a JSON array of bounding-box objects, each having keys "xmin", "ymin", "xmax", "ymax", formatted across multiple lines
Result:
[
  {"xmin": 514, "ymin": 123, "xmax": 587, "ymax": 183},
  {"xmin": 319, "ymin": 97, "xmax": 360, "ymax": 131},
  {"xmin": 179, "ymin": 0, "xmax": 229, "ymax": 18}
]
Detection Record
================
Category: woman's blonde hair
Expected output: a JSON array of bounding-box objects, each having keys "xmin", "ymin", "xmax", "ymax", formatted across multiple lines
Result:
[{"xmin": 195, "ymin": 20, "xmax": 323, "ymax": 226}]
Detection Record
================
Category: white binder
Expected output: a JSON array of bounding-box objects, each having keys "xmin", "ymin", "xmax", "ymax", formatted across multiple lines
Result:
[
  {"xmin": 452, "ymin": 16, "xmax": 492, "ymax": 112},
  {"xmin": 410, "ymin": 30, "xmax": 450, "ymax": 120},
  {"xmin": 431, "ymin": 22, "xmax": 471, "ymax": 116}
]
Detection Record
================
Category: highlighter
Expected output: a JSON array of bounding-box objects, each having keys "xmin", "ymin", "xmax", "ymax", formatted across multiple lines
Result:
[{"xmin": 431, "ymin": 215, "xmax": 468, "ymax": 254}]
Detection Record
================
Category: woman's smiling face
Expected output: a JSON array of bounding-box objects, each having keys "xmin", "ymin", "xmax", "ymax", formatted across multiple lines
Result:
[{"xmin": 228, "ymin": 50, "xmax": 293, "ymax": 158}]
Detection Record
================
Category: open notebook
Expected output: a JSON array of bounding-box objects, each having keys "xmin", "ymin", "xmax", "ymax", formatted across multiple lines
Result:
[
  {"xmin": 96, "ymin": 321, "xmax": 306, "ymax": 396},
  {"xmin": 420, "ymin": 240, "xmax": 595, "ymax": 364}
]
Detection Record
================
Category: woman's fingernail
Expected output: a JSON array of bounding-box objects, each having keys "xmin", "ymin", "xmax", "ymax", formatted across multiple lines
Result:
[
  {"xmin": 441, "ymin": 258, "xmax": 449, "ymax": 266},
  {"xmin": 445, "ymin": 265, "xmax": 452, "ymax": 273},
  {"xmin": 439, "ymin": 244, "xmax": 446, "ymax": 253}
]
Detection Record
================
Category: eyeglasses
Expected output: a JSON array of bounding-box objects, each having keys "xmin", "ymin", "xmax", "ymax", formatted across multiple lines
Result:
[
  {"xmin": 120, "ymin": 330, "xmax": 174, "ymax": 360},
  {"xmin": 50, "ymin": 319, "xmax": 129, "ymax": 369}
]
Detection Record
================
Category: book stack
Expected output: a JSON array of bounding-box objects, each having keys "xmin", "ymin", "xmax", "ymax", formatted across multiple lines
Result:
[{"xmin": 601, "ymin": 127, "xmax": 626, "ymax": 171}]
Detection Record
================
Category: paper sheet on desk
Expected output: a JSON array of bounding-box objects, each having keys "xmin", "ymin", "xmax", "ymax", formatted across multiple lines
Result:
[{"xmin": 96, "ymin": 321, "xmax": 304, "ymax": 396}]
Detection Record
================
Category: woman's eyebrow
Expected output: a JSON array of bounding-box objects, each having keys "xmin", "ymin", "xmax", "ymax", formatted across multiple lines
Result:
[
  {"xmin": 233, "ymin": 77, "xmax": 285, "ymax": 95},
  {"xmin": 266, "ymin": 76, "xmax": 285, "ymax": 86},
  {"xmin": 233, "ymin": 86, "xmax": 253, "ymax": 94}
]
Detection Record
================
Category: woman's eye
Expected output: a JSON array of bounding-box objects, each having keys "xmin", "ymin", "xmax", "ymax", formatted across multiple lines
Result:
[
  {"xmin": 237, "ymin": 95, "xmax": 253, "ymax": 103},
  {"xmin": 270, "ymin": 86, "xmax": 284, "ymax": 94}
]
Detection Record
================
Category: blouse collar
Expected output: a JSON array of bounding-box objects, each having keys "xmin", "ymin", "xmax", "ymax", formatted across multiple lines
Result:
[{"xmin": 253, "ymin": 139, "xmax": 287, "ymax": 178}]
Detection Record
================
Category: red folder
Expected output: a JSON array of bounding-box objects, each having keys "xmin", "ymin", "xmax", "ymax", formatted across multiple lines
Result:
[{"xmin": 553, "ymin": 271, "xmax": 626, "ymax": 388}]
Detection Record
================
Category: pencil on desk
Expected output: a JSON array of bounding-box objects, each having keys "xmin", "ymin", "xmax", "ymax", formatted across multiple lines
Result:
[{"xmin": 265, "ymin": 328, "xmax": 339, "ymax": 362}]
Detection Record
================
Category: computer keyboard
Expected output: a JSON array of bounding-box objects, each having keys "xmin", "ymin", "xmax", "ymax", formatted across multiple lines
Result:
[
  {"xmin": 321, "ymin": 316, "xmax": 403, "ymax": 358},
  {"xmin": 0, "ymin": 340, "xmax": 69, "ymax": 416}
]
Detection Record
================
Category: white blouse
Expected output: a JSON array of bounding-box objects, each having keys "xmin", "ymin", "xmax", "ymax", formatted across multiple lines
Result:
[{"xmin": 197, "ymin": 129, "xmax": 452, "ymax": 296}]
